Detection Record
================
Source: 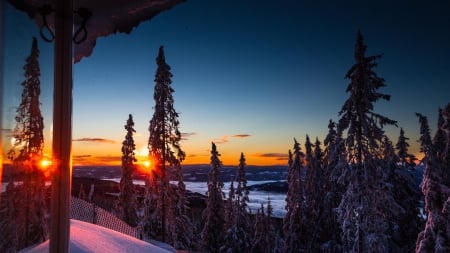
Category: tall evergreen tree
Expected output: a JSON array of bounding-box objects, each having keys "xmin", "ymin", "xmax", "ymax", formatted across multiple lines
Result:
[
  {"xmin": 3, "ymin": 37, "xmax": 47, "ymax": 251},
  {"xmin": 336, "ymin": 31, "xmax": 398, "ymax": 252},
  {"xmin": 322, "ymin": 120, "xmax": 344, "ymax": 252},
  {"xmin": 168, "ymin": 158, "xmax": 193, "ymax": 250},
  {"xmin": 251, "ymin": 199, "xmax": 284, "ymax": 253},
  {"xmin": 415, "ymin": 108, "xmax": 450, "ymax": 252},
  {"xmin": 235, "ymin": 152, "xmax": 252, "ymax": 250},
  {"xmin": 236, "ymin": 152, "xmax": 250, "ymax": 214},
  {"xmin": 283, "ymin": 138, "xmax": 305, "ymax": 253},
  {"xmin": 146, "ymin": 46, "xmax": 186, "ymax": 243},
  {"xmin": 382, "ymin": 135, "xmax": 422, "ymax": 252},
  {"xmin": 304, "ymin": 136, "xmax": 328, "ymax": 252},
  {"xmin": 396, "ymin": 128, "xmax": 417, "ymax": 168},
  {"xmin": 202, "ymin": 142, "xmax": 225, "ymax": 252},
  {"xmin": 118, "ymin": 114, "xmax": 138, "ymax": 226},
  {"xmin": 222, "ymin": 180, "xmax": 239, "ymax": 253},
  {"xmin": 221, "ymin": 153, "xmax": 252, "ymax": 252}
]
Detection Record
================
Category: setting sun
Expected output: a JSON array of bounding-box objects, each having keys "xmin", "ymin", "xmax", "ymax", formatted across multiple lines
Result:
[
  {"xmin": 136, "ymin": 158, "xmax": 153, "ymax": 175},
  {"xmin": 142, "ymin": 160, "xmax": 151, "ymax": 168},
  {"xmin": 38, "ymin": 156, "xmax": 52, "ymax": 177},
  {"xmin": 39, "ymin": 158, "xmax": 52, "ymax": 169}
]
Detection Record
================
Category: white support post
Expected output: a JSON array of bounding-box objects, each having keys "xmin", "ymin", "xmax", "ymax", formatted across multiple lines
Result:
[{"xmin": 50, "ymin": 0, "xmax": 73, "ymax": 252}]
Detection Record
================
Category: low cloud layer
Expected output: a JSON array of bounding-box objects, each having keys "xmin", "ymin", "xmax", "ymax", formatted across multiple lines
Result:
[
  {"xmin": 73, "ymin": 138, "xmax": 116, "ymax": 144},
  {"xmin": 257, "ymin": 153, "xmax": 289, "ymax": 161},
  {"xmin": 181, "ymin": 132, "xmax": 196, "ymax": 140},
  {"xmin": 212, "ymin": 134, "xmax": 251, "ymax": 144},
  {"xmin": 231, "ymin": 134, "xmax": 251, "ymax": 138}
]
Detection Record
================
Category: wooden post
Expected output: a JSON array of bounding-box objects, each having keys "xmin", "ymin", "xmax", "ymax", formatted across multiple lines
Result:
[{"xmin": 50, "ymin": 0, "xmax": 73, "ymax": 252}]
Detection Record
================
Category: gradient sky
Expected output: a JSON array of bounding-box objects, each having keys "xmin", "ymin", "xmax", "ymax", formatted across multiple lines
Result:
[{"xmin": 2, "ymin": 0, "xmax": 450, "ymax": 166}]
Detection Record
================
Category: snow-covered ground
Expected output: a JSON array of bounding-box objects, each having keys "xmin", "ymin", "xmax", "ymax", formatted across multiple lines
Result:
[{"xmin": 20, "ymin": 219, "xmax": 174, "ymax": 253}]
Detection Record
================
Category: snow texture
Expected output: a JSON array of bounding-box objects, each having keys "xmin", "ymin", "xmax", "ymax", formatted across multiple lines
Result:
[
  {"xmin": 7, "ymin": 0, "xmax": 185, "ymax": 63},
  {"xmin": 20, "ymin": 219, "xmax": 172, "ymax": 253}
]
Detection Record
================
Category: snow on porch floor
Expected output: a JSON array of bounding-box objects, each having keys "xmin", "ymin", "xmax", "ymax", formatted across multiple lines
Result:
[{"xmin": 21, "ymin": 219, "xmax": 175, "ymax": 253}]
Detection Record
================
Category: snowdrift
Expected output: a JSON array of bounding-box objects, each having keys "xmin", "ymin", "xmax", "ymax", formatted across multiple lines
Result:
[{"xmin": 21, "ymin": 219, "xmax": 172, "ymax": 253}]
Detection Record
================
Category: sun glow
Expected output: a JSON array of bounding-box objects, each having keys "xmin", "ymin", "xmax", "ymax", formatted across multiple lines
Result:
[
  {"xmin": 142, "ymin": 160, "xmax": 151, "ymax": 168},
  {"xmin": 38, "ymin": 156, "xmax": 53, "ymax": 177},
  {"xmin": 136, "ymin": 157, "xmax": 154, "ymax": 175},
  {"xmin": 39, "ymin": 158, "xmax": 52, "ymax": 169}
]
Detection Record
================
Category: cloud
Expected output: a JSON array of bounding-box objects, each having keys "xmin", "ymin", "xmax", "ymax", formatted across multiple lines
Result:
[
  {"xmin": 181, "ymin": 132, "xmax": 196, "ymax": 140},
  {"xmin": 231, "ymin": 134, "xmax": 251, "ymax": 138},
  {"xmin": 256, "ymin": 153, "xmax": 289, "ymax": 160},
  {"xmin": 211, "ymin": 134, "xmax": 251, "ymax": 144},
  {"xmin": 95, "ymin": 156, "xmax": 121, "ymax": 162},
  {"xmin": 73, "ymin": 138, "xmax": 116, "ymax": 144},
  {"xmin": 72, "ymin": 155, "xmax": 120, "ymax": 165},
  {"xmin": 188, "ymin": 153, "xmax": 209, "ymax": 158},
  {"xmin": 212, "ymin": 136, "xmax": 229, "ymax": 144},
  {"xmin": 73, "ymin": 155, "xmax": 92, "ymax": 158}
]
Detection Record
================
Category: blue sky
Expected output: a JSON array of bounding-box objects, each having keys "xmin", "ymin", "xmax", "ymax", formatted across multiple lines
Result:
[{"xmin": 2, "ymin": 0, "xmax": 450, "ymax": 165}]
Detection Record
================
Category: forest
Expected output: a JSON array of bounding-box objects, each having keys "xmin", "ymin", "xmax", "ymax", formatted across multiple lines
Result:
[{"xmin": 1, "ymin": 31, "xmax": 450, "ymax": 253}]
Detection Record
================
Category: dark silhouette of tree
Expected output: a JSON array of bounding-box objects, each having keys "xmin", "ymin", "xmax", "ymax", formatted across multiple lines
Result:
[
  {"xmin": 118, "ymin": 114, "xmax": 138, "ymax": 226},
  {"xmin": 2, "ymin": 37, "xmax": 48, "ymax": 252},
  {"xmin": 283, "ymin": 138, "xmax": 305, "ymax": 253},
  {"xmin": 415, "ymin": 107, "xmax": 450, "ymax": 252},
  {"xmin": 395, "ymin": 128, "xmax": 417, "ymax": 168},
  {"xmin": 146, "ymin": 46, "xmax": 186, "ymax": 243},
  {"xmin": 336, "ymin": 31, "xmax": 398, "ymax": 252},
  {"xmin": 382, "ymin": 135, "xmax": 422, "ymax": 252},
  {"xmin": 202, "ymin": 142, "xmax": 225, "ymax": 252}
]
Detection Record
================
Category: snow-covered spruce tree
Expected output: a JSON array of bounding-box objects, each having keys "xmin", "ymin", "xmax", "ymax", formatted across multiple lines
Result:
[
  {"xmin": 224, "ymin": 179, "xmax": 236, "ymax": 235},
  {"xmin": 221, "ymin": 153, "xmax": 252, "ymax": 252},
  {"xmin": 303, "ymin": 136, "xmax": 329, "ymax": 252},
  {"xmin": 118, "ymin": 114, "xmax": 138, "ymax": 226},
  {"xmin": 336, "ymin": 31, "xmax": 399, "ymax": 253},
  {"xmin": 266, "ymin": 198, "xmax": 285, "ymax": 253},
  {"xmin": 167, "ymin": 159, "xmax": 193, "ymax": 250},
  {"xmin": 202, "ymin": 142, "xmax": 225, "ymax": 252},
  {"xmin": 252, "ymin": 203, "xmax": 267, "ymax": 253},
  {"xmin": 4, "ymin": 37, "xmax": 47, "ymax": 251},
  {"xmin": 251, "ymin": 199, "xmax": 284, "ymax": 253},
  {"xmin": 235, "ymin": 152, "xmax": 252, "ymax": 250},
  {"xmin": 146, "ymin": 46, "xmax": 188, "ymax": 244},
  {"xmin": 321, "ymin": 120, "xmax": 344, "ymax": 252},
  {"xmin": 283, "ymin": 138, "xmax": 305, "ymax": 253},
  {"xmin": 221, "ymin": 180, "xmax": 238, "ymax": 253},
  {"xmin": 415, "ymin": 107, "xmax": 450, "ymax": 253},
  {"xmin": 382, "ymin": 134, "xmax": 422, "ymax": 252}
]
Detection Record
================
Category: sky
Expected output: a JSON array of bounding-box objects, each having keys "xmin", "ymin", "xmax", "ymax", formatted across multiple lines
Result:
[{"xmin": 2, "ymin": 0, "xmax": 450, "ymax": 166}]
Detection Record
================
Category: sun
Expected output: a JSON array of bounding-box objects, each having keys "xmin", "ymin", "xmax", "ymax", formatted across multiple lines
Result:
[
  {"xmin": 39, "ymin": 158, "xmax": 52, "ymax": 168},
  {"xmin": 136, "ymin": 157, "xmax": 154, "ymax": 174},
  {"xmin": 142, "ymin": 160, "xmax": 151, "ymax": 168},
  {"xmin": 38, "ymin": 156, "xmax": 53, "ymax": 177}
]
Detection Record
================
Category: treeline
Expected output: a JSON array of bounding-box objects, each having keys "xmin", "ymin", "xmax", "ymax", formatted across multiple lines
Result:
[{"xmin": 2, "ymin": 31, "xmax": 450, "ymax": 253}]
